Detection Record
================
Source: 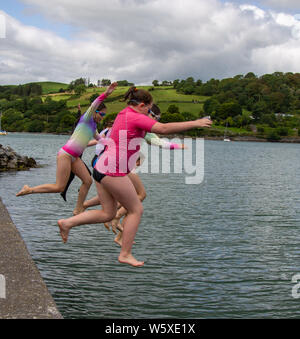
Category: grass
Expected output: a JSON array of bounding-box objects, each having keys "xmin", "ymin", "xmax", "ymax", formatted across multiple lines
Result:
[
  {"xmin": 150, "ymin": 87, "xmax": 208, "ymax": 102},
  {"xmin": 34, "ymin": 81, "xmax": 69, "ymax": 94},
  {"xmin": 42, "ymin": 94, "xmax": 71, "ymax": 101},
  {"xmin": 62, "ymin": 86, "xmax": 206, "ymax": 115},
  {"xmin": 213, "ymin": 125, "xmax": 253, "ymax": 136}
]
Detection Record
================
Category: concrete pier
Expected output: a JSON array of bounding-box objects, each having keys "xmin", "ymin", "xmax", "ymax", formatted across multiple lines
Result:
[{"xmin": 0, "ymin": 197, "xmax": 62, "ymax": 319}]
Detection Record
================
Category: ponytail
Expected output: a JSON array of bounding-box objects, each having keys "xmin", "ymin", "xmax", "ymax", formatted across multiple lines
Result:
[{"xmin": 123, "ymin": 86, "xmax": 153, "ymax": 106}]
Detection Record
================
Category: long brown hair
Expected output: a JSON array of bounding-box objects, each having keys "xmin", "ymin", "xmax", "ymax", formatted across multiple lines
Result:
[{"xmin": 123, "ymin": 86, "xmax": 153, "ymax": 106}]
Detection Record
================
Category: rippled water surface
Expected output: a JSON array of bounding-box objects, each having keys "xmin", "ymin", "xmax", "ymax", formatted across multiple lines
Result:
[{"xmin": 1, "ymin": 133, "xmax": 300, "ymax": 318}]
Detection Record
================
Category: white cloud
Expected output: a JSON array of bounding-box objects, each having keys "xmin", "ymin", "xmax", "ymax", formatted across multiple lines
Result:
[
  {"xmin": 0, "ymin": 10, "xmax": 118, "ymax": 84},
  {"xmin": 1, "ymin": 0, "xmax": 300, "ymax": 85},
  {"xmin": 240, "ymin": 5, "xmax": 266, "ymax": 19}
]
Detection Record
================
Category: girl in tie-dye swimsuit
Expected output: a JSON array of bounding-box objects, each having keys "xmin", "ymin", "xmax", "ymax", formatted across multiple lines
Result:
[{"xmin": 16, "ymin": 83, "xmax": 118, "ymax": 215}]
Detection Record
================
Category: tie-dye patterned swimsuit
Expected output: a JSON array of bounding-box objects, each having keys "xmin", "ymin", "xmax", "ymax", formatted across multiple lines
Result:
[{"xmin": 58, "ymin": 93, "xmax": 107, "ymax": 160}]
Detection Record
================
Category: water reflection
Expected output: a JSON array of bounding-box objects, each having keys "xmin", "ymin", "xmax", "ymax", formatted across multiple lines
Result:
[{"xmin": 1, "ymin": 134, "xmax": 300, "ymax": 318}]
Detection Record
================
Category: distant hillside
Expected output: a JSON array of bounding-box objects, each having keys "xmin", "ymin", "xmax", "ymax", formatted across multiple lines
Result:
[
  {"xmin": 33, "ymin": 81, "xmax": 69, "ymax": 94},
  {"xmin": 1, "ymin": 74, "xmax": 300, "ymax": 142}
]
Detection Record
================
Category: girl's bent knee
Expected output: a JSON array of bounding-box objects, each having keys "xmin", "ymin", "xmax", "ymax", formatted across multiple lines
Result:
[
  {"xmin": 84, "ymin": 178, "xmax": 93, "ymax": 187},
  {"xmin": 103, "ymin": 210, "xmax": 116, "ymax": 222},
  {"xmin": 135, "ymin": 204, "xmax": 144, "ymax": 217},
  {"xmin": 57, "ymin": 185, "xmax": 66, "ymax": 193},
  {"xmin": 139, "ymin": 191, "xmax": 146, "ymax": 201}
]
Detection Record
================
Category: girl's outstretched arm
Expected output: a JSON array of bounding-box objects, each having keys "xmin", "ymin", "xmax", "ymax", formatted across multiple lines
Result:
[
  {"xmin": 151, "ymin": 118, "xmax": 212, "ymax": 135},
  {"xmin": 144, "ymin": 132, "xmax": 183, "ymax": 149},
  {"xmin": 83, "ymin": 82, "xmax": 118, "ymax": 122}
]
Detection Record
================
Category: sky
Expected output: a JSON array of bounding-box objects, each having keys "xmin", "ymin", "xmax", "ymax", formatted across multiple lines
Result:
[{"xmin": 0, "ymin": 0, "xmax": 300, "ymax": 85}]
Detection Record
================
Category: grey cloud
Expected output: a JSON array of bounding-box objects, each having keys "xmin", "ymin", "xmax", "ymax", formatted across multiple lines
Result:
[
  {"xmin": 258, "ymin": 0, "xmax": 300, "ymax": 11},
  {"xmin": 1, "ymin": 0, "xmax": 300, "ymax": 86},
  {"xmin": 232, "ymin": 0, "xmax": 300, "ymax": 13}
]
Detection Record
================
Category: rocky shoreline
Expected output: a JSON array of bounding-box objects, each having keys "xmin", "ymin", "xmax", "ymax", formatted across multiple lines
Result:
[{"xmin": 0, "ymin": 144, "xmax": 38, "ymax": 172}]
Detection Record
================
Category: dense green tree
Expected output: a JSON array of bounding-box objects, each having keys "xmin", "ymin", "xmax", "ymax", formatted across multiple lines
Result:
[
  {"xmin": 276, "ymin": 126, "xmax": 289, "ymax": 136},
  {"xmin": 173, "ymin": 79, "xmax": 180, "ymax": 89},
  {"xmin": 215, "ymin": 102, "xmax": 242, "ymax": 120},
  {"xmin": 90, "ymin": 93, "xmax": 99, "ymax": 103},
  {"xmin": 167, "ymin": 104, "xmax": 180, "ymax": 114},
  {"xmin": 60, "ymin": 114, "xmax": 76, "ymax": 130},
  {"xmin": 244, "ymin": 72, "xmax": 256, "ymax": 79},
  {"xmin": 161, "ymin": 80, "xmax": 172, "ymax": 86},
  {"xmin": 181, "ymin": 111, "xmax": 197, "ymax": 121},
  {"xmin": 2, "ymin": 108, "xmax": 23, "ymax": 126},
  {"xmin": 27, "ymin": 119, "xmax": 45, "ymax": 132},
  {"xmin": 160, "ymin": 112, "xmax": 184, "ymax": 123},
  {"xmin": 101, "ymin": 79, "xmax": 111, "ymax": 86},
  {"xmin": 74, "ymin": 84, "xmax": 86, "ymax": 97},
  {"xmin": 203, "ymin": 98, "xmax": 220, "ymax": 114},
  {"xmin": 266, "ymin": 130, "xmax": 281, "ymax": 141},
  {"xmin": 117, "ymin": 80, "xmax": 134, "ymax": 86},
  {"xmin": 252, "ymin": 101, "xmax": 268, "ymax": 121}
]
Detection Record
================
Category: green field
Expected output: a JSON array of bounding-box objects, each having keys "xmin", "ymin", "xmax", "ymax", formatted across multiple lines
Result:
[
  {"xmin": 39, "ymin": 85, "xmax": 260, "ymax": 137},
  {"xmin": 35, "ymin": 81, "xmax": 69, "ymax": 94},
  {"xmin": 38, "ymin": 85, "xmax": 257, "ymax": 137},
  {"xmin": 62, "ymin": 86, "xmax": 207, "ymax": 116}
]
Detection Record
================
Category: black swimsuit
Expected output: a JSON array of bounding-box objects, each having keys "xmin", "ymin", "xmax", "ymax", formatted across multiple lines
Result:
[{"xmin": 92, "ymin": 168, "xmax": 107, "ymax": 183}]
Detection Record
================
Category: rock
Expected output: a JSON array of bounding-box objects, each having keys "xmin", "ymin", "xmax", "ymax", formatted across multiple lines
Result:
[
  {"xmin": 7, "ymin": 159, "xmax": 17, "ymax": 170},
  {"xmin": 0, "ymin": 145, "xmax": 38, "ymax": 172}
]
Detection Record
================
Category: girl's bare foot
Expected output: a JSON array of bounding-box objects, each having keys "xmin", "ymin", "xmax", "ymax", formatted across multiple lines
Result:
[
  {"xmin": 104, "ymin": 222, "xmax": 111, "ymax": 231},
  {"xmin": 111, "ymin": 218, "xmax": 120, "ymax": 234},
  {"xmin": 57, "ymin": 219, "xmax": 71, "ymax": 243},
  {"xmin": 16, "ymin": 185, "xmax": 32, "ymax": 197},
  {"xmin": 114, "ymin": 233, "xmax": 135, "ymax": 247},
  {"xmin": 117, "ymin": 221, "xmax": 123, "ymax": 232},
  {"xmin": 118, "ymin": 254, "xmax": 144, "ymax": 267},
  {"xmin": 114, "ymin": 236, "xmax": 122, "ymax": 247}
]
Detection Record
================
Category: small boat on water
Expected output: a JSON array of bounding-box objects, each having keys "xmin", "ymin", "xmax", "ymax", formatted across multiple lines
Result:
[{"xmin": 223, "ymin": 122, "xmax": 230, "ymax": 142}]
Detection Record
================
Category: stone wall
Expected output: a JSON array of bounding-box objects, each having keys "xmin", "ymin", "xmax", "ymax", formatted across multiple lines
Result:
[{"xmin": 0, "ymin": 198, "xmax": 63, "ymax": 318}]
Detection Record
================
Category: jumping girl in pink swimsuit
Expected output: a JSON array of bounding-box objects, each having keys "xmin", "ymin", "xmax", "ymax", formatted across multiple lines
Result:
[{"xmin": 58, "ymin": 87, "xmax": 212, "ymax": 267}]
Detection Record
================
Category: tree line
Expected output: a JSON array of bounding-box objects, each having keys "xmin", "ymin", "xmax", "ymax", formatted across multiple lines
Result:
[
  {"xmin": 0, "ymin": 83, "xmax": 42, "ymax": 99},
  {"xmin": 1, "ymin": 73, "xmax": 300, "ymax": 139},
  {"xmin": 172, "ymin": 72, "xmax": 300, "ymax": 139},
  {"xmin": 174, "ymin": 72, "xmax": 300, "ymax": 118},
  {"xmin": 0, "ymin": 96, "xmax": 73, "ymax": 133}
]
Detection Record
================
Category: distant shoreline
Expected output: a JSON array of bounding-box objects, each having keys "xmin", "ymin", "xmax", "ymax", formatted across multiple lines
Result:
[
  {"xmin": 162, "ymin": 134, "xmax": 300, "ymax": 144},
  {"xmin": 204, "ymin": 136, "xmax": 300, "ymax": 143},
  {"xmin": 3, "ymin": 131, "xmax": 300, "ymax": 144}
]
